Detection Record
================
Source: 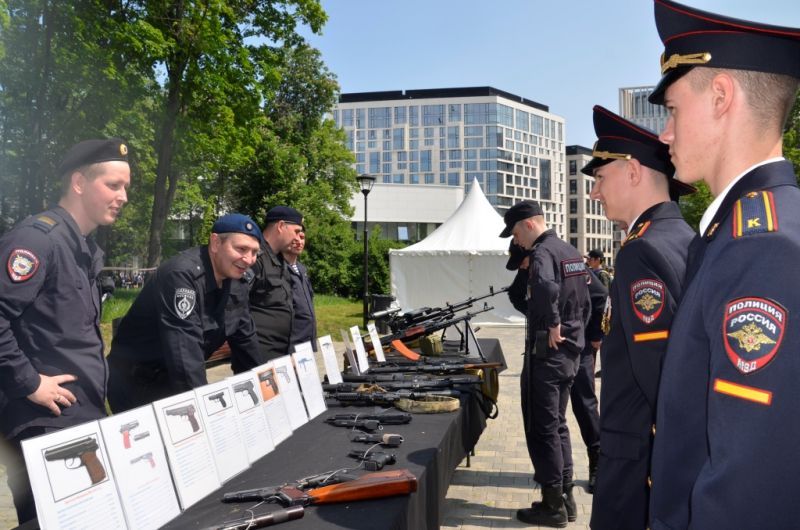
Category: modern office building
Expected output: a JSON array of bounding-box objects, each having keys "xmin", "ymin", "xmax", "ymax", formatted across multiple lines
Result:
[
  {"xmin": 619, "ymin": 86, "xmax": 670, "ymax": 135},
  {"xmin": 566, "ymin": 145, "xmax": 622, "ymax": 267},
  {"xmin": 335, "ymin": 87, "xmax": 568, "ymax": 240}
]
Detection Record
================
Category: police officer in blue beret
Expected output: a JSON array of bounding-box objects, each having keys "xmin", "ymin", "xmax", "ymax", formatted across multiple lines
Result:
[
  {"xmin": 106, "ymin": 213, "xmax": 263, "ymax": 413},
  {"xmin": 501, "ymin": 201, "xmax": 590, "ymax": 527},
  {"xmin": 645, "ymin": 2, "xmax": 800, "ymax": 528},
  {"xmin": 582, "ymin": 105, "xmax": 695, "ymax": 530},
  {"xmin": 249, "ymin": 206, "xmax": 304, "ymax": 360},
  {"xmin": 0, "ymin": 138, "xmax": 130, "ymax": 523}
]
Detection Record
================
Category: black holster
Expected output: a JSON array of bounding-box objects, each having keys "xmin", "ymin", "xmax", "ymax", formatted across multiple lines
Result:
[{"xmin": 532, "ymin": 329, "xmax": 549, "ymax": 359}]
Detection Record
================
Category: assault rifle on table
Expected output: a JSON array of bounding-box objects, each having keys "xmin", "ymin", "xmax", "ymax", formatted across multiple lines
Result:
[
  {"xmin": 384, "ymin": 286, "xmax": 509, "ymax": 333},
  {"xmin": 366, "ymin": 361, "xmax": 503, "ymax": 376},
  {"xmin": 130, "ymin": 452, "xmax": 155, "ymax": 468},
  {"xmin": 233, "ymin": 380, "xmax": 259, "ymax": 405},
  {"xmin": 324, "ymin": 377, "xmax": 483, "ymax": 393},
  {"xmin": 364, "ymin": 304, "xmax": 495, "ymax": 356},
  {"xmin": 44, "ymin": 437, "xmax": 106, "ymax": 484},
  {"xmin": 324, "ymin": 389, "xmax": 461, "ymax": 405},
  {"xmin": 207, "ymin": 391, "xmax": 227, "ymax": 408},
  {"xmin": 166, "ymin": 404, "xmax": 200, "ymax": 432},
  {"xmin": 222, "ymin": 469, "xmax": 418, "ymax": 507}
]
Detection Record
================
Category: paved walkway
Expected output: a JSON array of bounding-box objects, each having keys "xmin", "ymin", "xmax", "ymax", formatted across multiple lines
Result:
[{"xmin": 0, "ymin": 327, "xmax": 599, "ymax": 529}]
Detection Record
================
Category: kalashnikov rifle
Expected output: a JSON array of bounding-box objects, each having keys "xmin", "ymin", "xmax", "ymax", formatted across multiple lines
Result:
[
  {"xmin": 384, "ymin": 286, "xmax": 509, "ymax": 333},
  {"xmin": 323, "ymin": 378, "xmax": 483, "ymax": 393},
  {"xmin": 324, "ymin": 389, "xmax": 462, "ymax": 405}
]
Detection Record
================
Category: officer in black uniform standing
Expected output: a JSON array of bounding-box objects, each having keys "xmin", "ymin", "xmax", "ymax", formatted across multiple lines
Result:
[
  {"xmin": 501, "ymin": 200, "xmax": 590, "ymax": 528},
  {"xmin": 0, "ymin": 138, "xmax": 130, "ymax": 523},
  {"xmin": 583, "ymin": 105, "xmax": 695, "ymax": 530},
  {"xmin": 284, "ymin": 230, "xmax": 318, "ymax": 351},
  {"xmin": 646, "ymin": 2, "xmax": 800, "ymax": 528},
  {"xmin": 249, "ymin": 206, "xmax": 304, "ymax": 360},
  {"xmin": 107, "ymin": 213, "xmax": 263, "ymax": 413}
]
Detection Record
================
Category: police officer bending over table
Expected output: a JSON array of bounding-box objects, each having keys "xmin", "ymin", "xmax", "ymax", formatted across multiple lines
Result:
[
  {"xmin": 501, "ymin": 200, "xmax": 590, "ymax": 528},
  {"xmin": 107, "ymin": 214, "xmax": 263, "ymax": 413},
  {"xmin": 0, "ymin": 138, "xmax": 130, "ymax": 523},
  {"xmin": 583, "ymin": 105, "xmax": 695, "ymax": 530},
  {"xmin": 646, "ymin": 2, "xmax": 800, "ymax": 528}
]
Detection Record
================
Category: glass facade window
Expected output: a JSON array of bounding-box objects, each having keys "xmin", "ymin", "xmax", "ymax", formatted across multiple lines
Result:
[
  {"xmin": 505, "ymin": 140, "xmax": 515, "ymax": 150},
  {"xmin": 506, "ymin": 128, "xmax": 513, "ymax": 138},
  {"xmin": 356, "ymin": 153, "xmax": 365, "ymax": 163},
  {"xmin": 464, "ymin": 137, "xmax": 483, "ymax": 148},
  {"xmin": 410, "ymin": 162, "xmax": 419, "ymax": 172},
  {"xmin": 463, "ymin": 103, "xmax": 513, "ymax": 126},
  {"xmin": 569, "ymin": 160, "xmax": 577, "ymax": 175},
  {"xmin": 393, "ymin": 174, "xmax": 404, "ymax": 184},
  {"xmin": 424, "ymin": 127, "xmax": 434, "ymax": 138},
  {"xmin": 357, "ymin": 130, "xmax": 365, "ymax": 140},
  {"xmin": 569, "ymin": 179, "xmax": 577, "ymax": 194},
  {"xmin": 465, "ymin": 149, "xmax": 477, "ymax": 159},
  {"xmin": 440, "ymin": 162, "xmax": 446, "ymax": 171},
  {"xmin": 569, "ymin": 199, "xmax": 577, "ymax": 214},
  {"xmin": 465, "ymin": 172, "xmax": 483, "ymax": 183},
  {"xmin": 447, "ymin": 126, "xmax": 460, "ymax": 148},
  {"xmin": 333, "ymin": 109, "xmax": 340, "ymax": 127},
  {"xmin": 356, "ymin": 164, "xmax": 365, "ymax": 173},
  {"xmin": 487, "ymin": 172, "xmax": 501, "ymax": 194},
  {"xmin": 410, "ymin": 174, "xmax": 419, "ymax": 184},
  {"xmin": 516, "ymin": 110, "xmax": 529, "ymax": 132},
  {"xmin": 397, "ymin": 152, "xmax": 407, "ymax": 161},
  {"xmin": 397, "ymin": 163, "xmax": 407, "ymax": 169},
  {"xmin": 383, "ymin": 175, "xmax": 391, "ymax": 183},
  {"xmin": 368, "ymin": 141, "xmax": 377, "ymax": 148},
  {"xmin": 480, "ymin": 160, "xmax": 498, "ymax": 170},
  {"xmin": 369, "ymin": 107, "xmax": 390, "ymax": 128},
  {"xmin": 370, "ymin": 152, "xmax": 380, "ymax": 173},
  {"xmin": 346, "ymin": 130, "xmax": 354, "ymax": 150},
  {"xmin": 465, "ymin": 126, "xmax": 483, "ymax": 136},
  {"xmin": 383, "ymin": 129, "xmax": 391, "ymax": 139},
  {"xmin": 383, "ymin": 152, "xmax": 392, "ymax": 162},
  {"xmin": 342, "ymin": 109, "xmax": 354, "ymax": 127},
  {"xmin": 424, "ymin": 139, "xmax": 434, "ymax": 146},
  {"xmin": 465, "ymin": 161, "xmax": 478, "ymax": 171},
  {"xmin": 393, "ymin": 129, "xmax": 404, "ymax": 150},
  {"xmin": 449, "ymin": 150, "xmax": 462, "ymax": 160},
  {"xmin": 383, "ymin": 141, "xmax": 391, "ymax": 150},
  {"xmin": 409, "ymin": 140, "xmax": 419, "ymax": 149},
  {"xmin": 440, "ymin": 173, "xmax": 446, "ymax": 184},
  {"xmin": 383, "ymin": 163, "xmax": 391, "ymax": 174},
  {"xmin": 409, "ymin": 151, "xmax": 419, "ymax": 161},
  {"xmin": 439, "ymin": 139, "xmax": 446, "ymax": 149},
  {"xmin": 409, "ymin": 106, "xmax": 419, "ymax": 126},
  {"xmin": 540, "ymin": 159, "xmax": 552, "ymax": 200},
  {"xmin": 486, "ymin": 126, "xmax": 503, "ymax": 147},
  {"xmin": 356, "ymin": 108, "xmax": 366, "ymax": 129},
  {"xmin": 425, "ymin": 173, "xmax": 434, "ymax": 184},
  {"xmin": 558, "ymin": 122, "xmax": 563, "ymax": 141},
  {"xmin": 409, "ymin": 128, "xmax": 419, "ymax": 138},
  {"xmin": 394, "ymin": 106, "xmax": 406, "ymax": 125},
  {"xmin": 447, "ymin": 173, "xmax": 460, "ymax": 186},
  {"xmin": 369, "ymin": 130, "xmax": 377, "ymax": 140},
  {"xmin": 357, "ymin": 142, "xmax": 365, "ymax": 151},
  {"xmin": 570, "ymin": 218, "xmax": 578, "ymax": 233},
  {"xmin": 421, "ymin": 150, "xmax": 432, "ymax": 171},
  {"xmin": 532, "ymin": 114, "xmax": 543, "ymax": 135},
  {"xmin": 449, "ymin": 161, "xmax": 462, "ymax": 169},
  {"xmin": 448, "ymin": 104, "xmax": 461, "ymax": 122},
  {"xmin": 423, "ymin": 105, "xmax": 446, "ymax": 126}
]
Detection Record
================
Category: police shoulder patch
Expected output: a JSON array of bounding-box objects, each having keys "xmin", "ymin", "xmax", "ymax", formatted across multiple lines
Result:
[
  {"xmin": 7, "ymin": 248, "xmax": 40, "ymax": 282},
  {"xmin": 631, "ymin": 278, "xmax": 664, "ymax": 324},
  {"xmin": 621, "ymin": 221, "xmax": 651, "ymax": 247},
  {"xmin": 724, "ymin": 297, "xmax": 785, "ymax": 375},
  {"xmin": 562, "ymin": 259, "xmax": 584, "ymax": 277},
  {"xmin": 732, "ymin": 191, "xmax": 777, "ymax": 238},
  {"xmin": 174, "ymin": 288, "xmax": 196, "ymax": 319}
]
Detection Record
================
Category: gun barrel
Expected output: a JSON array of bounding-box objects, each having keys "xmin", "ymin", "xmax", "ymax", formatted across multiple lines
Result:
[{"xmin": 44, "ymin": 437, "xmax": 99, "ymax": 460}]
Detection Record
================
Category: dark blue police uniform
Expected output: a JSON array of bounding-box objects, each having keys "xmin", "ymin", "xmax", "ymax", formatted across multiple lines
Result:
[
  {"xmin": 0, "ymin": 206, "xmax": 108, "ymax": 521},
  {"xmin": 288, "ymin": 260, "xmax": 317, "ymax": 352},
  {"xmin": 107, "ymin": 244, "xmax": 262, "ymax": 413}
]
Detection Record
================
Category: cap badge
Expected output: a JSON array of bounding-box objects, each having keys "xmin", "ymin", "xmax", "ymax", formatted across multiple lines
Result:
[
  {"xmin": 246, "ymin": 222, "xmax": 253, "ymax": 231},
  {"xmin": 120, "ymin": 144, "xmax": 128, "ymax": 156},
  {"xmin": 591, "ymin": 142, "xmax": 631, "ymax": 161},
  {"xmin": 660, "ymin": 52, "xmax": 712, "ymax": 75}
]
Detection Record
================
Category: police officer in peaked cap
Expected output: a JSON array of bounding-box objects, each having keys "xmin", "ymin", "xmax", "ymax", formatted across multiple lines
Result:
[
  {"xmin": 106, "ymin": 213, "xmax": 264, "ymax": 413},
  {"xmin": 501, "ymin": 200, "xmax": 590, "ymax": 528},
  {"xmin": 582, "ymin": 105, "xmax": 695, "ymax": 530},
  {"xmin": 0, "ymin": 138, "xmax": 130, "ymax": 523},
  {"xmin": 645, "ymin": 2, "xmax": 800, "ymax": 528},
  {"xmin": 248, "ymin": 206, "xmax": 304, "ymax": 360}
]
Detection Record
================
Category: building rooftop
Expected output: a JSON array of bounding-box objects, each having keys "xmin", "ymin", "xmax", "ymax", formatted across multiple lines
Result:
[
  {"xmin": 566, "ymin": 145, "xmax": 593, "ymax": 157},
  {"xmin": 339, "ymin": 86, "xmax": 549, "ymax": 113}
]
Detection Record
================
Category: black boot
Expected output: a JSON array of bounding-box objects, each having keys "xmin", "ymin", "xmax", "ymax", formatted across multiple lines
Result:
[
  {"xmin": 588, "ymin": 446, "xmax": 600, "ymax": 494},
  {"xmin": 563, "ymin": 477, "xmax": 577, "ymax": 522},
  {"xmin": 516, "ymin": 485, "xmax": 568, "ymax": 528}
]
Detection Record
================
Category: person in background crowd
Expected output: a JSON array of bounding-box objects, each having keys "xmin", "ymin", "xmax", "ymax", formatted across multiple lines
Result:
[
  {"xmin": 106, "ymin": 214, "xmax": 263, "ymax": 413},
  {"xmin": 0, "ymin": 138, "xmax": 130, "ymax": 523},
  {"xmin": 585, "ymin": 249, "xmax": 612, "ymax": 292},
  {"xmin": 284, "ymin": 230, "xmax": 318, "ymax": 352}
]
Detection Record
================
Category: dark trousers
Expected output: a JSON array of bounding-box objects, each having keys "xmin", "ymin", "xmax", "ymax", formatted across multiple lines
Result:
[
  {"xmin": 569, "ymin": 343, "xmax": 601, "ymax": 450},
  {"xmin": 520, "ymin": 348, "xmax": 579, "ymax": 488},
  {"xmin": 106, "ymin": 359, "xmax": 174, "ymax": 414},
  {"xmin": 590, "ymin": 437, "xmax": 651, "ymax": 530},
  {"xmin": 3, "ymin": 426, "xmax": 55, "ymax": 524}
]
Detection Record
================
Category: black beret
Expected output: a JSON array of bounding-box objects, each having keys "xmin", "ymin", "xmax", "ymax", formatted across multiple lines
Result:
[
  {"xmin": 500, "ymin": 200, "xmax": 544, "ymax": 238},
  {"xmin": 506, "ymin": 241, "xmax": 530, "ymax": 271},
  {"xmin": 264, "ymin": 206, "xmax": 304, "ymax": 230},
  {"xmin": 649, "ymin": 0, "xmax": 800, "ymax": 105},
  {"xmin": 58, "ymin": 138, "xmax": 129, "ymax": 176},
  {"xmin": 581, "ymin": 106, "xmax": 695, "ymax": 197},
  {"xmin": 212, "ymin": 213, "xmax": 262, "ymax": 243}
]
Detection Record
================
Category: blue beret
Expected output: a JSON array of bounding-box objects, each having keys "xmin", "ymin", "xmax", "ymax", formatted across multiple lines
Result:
[
  {"xmin": 264, "ymin": 206, "xmax": 304, "ymax": 230},
  {"xmin": 58, "ymin": 138, "xmax": 129, "ymax": 176},
  {"xmin": 212, "ymin": 214, "xmax": 262, "ymax": 243}
]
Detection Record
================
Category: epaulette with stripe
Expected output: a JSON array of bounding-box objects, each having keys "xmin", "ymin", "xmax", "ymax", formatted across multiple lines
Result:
[
  {"xmin": 621, "ymin": 221, "xmax": 651, "ymax": 247},
  {"xmin": 732, "ymin": 191, "xmax": 778, "ymax": 238},
  {"xmin": 33, "ymin": 216, "xmax": 58, "ymax": 233}
]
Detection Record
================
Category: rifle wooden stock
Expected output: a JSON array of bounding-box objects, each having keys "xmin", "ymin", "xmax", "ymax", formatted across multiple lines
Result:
[{"xmin": 305, "ymin": 470, "xmax": 417, "ymax": 504}]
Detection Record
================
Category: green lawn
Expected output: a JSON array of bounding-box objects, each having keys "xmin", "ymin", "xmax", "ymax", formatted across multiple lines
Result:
[{"xmin": 100, "ymin": 290, "xmax": 365, "ymax": 352}]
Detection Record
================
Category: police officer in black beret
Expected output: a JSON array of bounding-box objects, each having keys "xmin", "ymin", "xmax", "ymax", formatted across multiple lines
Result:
[
  {"xmin": 501, "ymin": 200, "xmax": 590, "ymax": 528},
  {"xmin": 106, "ymin": 213, "xmax": 263, "ymax": 413},
  {"xmin": 249, "ymin": 206, "xmax": 304, "ymax": 360},
  {"xmin": 646, "ymin": 2, "xmax": 800, "ymax": 528},
  {"xmin": 283, "ymin": 230, "xmax": 318, "ymax": 351},
  {"xmin": 0, "ymin": 138, "xmax": 130, "ymax": 523},
  {"xmin": 583, "ymin": 105, "xmax": 695, "ymax": 530}
]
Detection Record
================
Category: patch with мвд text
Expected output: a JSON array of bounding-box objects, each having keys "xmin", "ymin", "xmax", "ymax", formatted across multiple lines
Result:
[
  {"xmin": 725, "ymin": 297, "xmax": 785, "ymax": 375},
  {"xmin": 631, "ymin": 279, "xmax": 664, "ymax": 324}
]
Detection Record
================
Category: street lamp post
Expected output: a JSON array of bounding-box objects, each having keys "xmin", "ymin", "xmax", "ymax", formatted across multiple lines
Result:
[{"xmin": 356, "ymin": 175, "xmax": 376, "ymax": 329}]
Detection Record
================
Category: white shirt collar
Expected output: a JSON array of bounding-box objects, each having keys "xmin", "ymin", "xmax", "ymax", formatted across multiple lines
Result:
[
  {"xmin": 698, "ymin": 157, "xmax": 785, "ymax": 236},
  {"xmin": 627, "ymin": 213, "xmax": 642, "ymax": 236}
]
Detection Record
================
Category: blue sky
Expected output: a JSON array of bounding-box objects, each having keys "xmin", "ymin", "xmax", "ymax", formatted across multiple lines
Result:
[{"xmin": 297, "ymin": 0, "xmax": 800, "ymax": 148}]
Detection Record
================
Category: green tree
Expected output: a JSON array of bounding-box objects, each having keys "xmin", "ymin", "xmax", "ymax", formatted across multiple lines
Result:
[
  {"xmin": 782, "ymin": 88, "xmax": 800, "ymax": 183},
  {"xmin": 677, "ymin": 181, "xmax": 712, "ymax": 233}
]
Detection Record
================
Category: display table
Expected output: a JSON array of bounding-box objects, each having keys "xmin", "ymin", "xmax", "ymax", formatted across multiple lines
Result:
[{"xmin": 14, "ymin": 339, "xmax": 504, "ymax": 530}]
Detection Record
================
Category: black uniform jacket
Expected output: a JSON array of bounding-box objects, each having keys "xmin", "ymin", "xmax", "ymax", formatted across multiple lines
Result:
[
  {"xmin": 527, "ymin": 229, "xmax": 590, "ymax": 353},
  {"xmin": 0, "ymin": 206, "xmax": 107, "ymax": 439},
  {"xmin": 650, "ymin": 161, "xmax": 800, "ymax": 530},
  {"xmin": 109, "ymin": 245, "xmax": 261, "ymax": 393},
  {"xmin": 288, "ymin": 260, "xmax": 317, "ymax": 351},
  {"xmin": 585, "ymin": 265, "xmax": 608, "ymax": 344},
  {"xmin": 508, "ymin": 264, "xmax": 531, "ymax": 315},
  {"xmin": 249, "ymin": 239, "xmax": 294, "ymax": 360},
  {"xmin": 592, "ymin": 201, "xmax": 693, "ymax": 530}
]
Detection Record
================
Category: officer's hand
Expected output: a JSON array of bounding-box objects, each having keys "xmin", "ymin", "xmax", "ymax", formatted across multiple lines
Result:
[
  {"xmin": 26, "ymin": 374, "xmax": 78, "ymax": 416},
  {"xmin": 591, "ymin": 340, "xmax": 602, "ymax": 350},
  {"xmin": 549, "ymin": 325, "xmax": 564, "ymax": 350}
]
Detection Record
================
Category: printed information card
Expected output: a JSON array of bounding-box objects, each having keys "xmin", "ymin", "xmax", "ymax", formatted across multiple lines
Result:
[
  {"xmin": 226, "ymin": 371, "xmax": 275, "ymax": 463},
  {"xmin": 318, "ymin": 334, "xmax": 343, "ymax": 384},
  {"xmin": 350, "ymin": 325, "xmax": 371, "ymax": 373},
  {"xmin": 22, "ymin": 421, "xmax": 126, "ymax": 530},
  {"xmin": 367, "ymin": 323, "xmax": 387, "ymax": 362},
  {"xmin": 293, "ymin": 343, "xmax": 328, "ymax": 420},
  {"xmin": 153, "ymin": 392, "xmax": 220, "ymax": 509},
  {"xmin": 98, "ymin": 407, "xmax": 180, "ymax": 530},
  {"xmin": 194, "ymin": 380, "xmax": 250, "ymax": 482},
  {"xmin": 252, "ymin": 362, "xmax": 294, "ymax": 446},
  {"xmin": 340, "ymin": 329, "xmax": 360, "ymax": 376},
  {"xmin": 273, "ymin": 352, "xmax": 309, "ymax": 430}
]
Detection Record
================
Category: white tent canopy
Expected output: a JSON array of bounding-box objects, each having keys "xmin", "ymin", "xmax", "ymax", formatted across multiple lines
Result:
[{"xmin": 388, "ymin": 183, "xmax": 523, "ymax": 325}]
